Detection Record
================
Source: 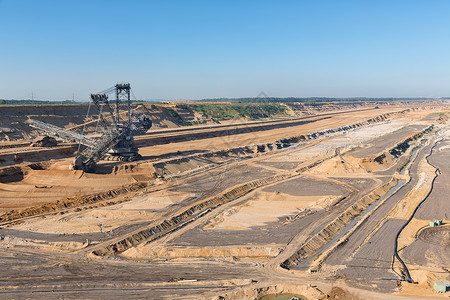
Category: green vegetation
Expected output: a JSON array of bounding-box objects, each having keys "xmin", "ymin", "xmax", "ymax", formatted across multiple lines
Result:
[
  {"xmin": 0, "ymin": 99, "xmax": 80, "ymax": 105},
  {"xmin": 132, "ymin": 100, "xmax": 166, "ymax": 105},
  {"xmin": 177, "ymin": 103, "xmax": 287, "ymax": 120},
  {"xmin": 0, "ymin": 99, "xmax": 169, "ymax": 106},
  {"xmin": 197, "ymin": 97, "xmax": 438, "ymax": 104},
  {"xmin": 165, "ymin": 107, "xmax": 192, "ymax": 126}
]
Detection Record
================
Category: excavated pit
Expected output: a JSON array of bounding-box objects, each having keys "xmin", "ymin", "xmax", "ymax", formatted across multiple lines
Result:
[
  {"xmin": 280, "ymin": 126, "xmax": 435, "ymax": 269},
  {"xmin": 0, "ymin": 102, "xmax": 446, "ymax": 299}
]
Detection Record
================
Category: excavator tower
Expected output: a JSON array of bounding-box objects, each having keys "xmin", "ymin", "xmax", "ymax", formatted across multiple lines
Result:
[{"xmin": 30, "ymin": 83, "xmax": 152, "ymax": 172}]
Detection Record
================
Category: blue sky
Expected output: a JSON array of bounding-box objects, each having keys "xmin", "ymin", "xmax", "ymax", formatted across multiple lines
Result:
[{"xmin": 1, "ymin": 0, "xmax": 450, "ymax": 100}]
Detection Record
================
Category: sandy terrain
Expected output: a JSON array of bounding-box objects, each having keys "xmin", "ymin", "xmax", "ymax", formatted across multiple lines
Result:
[
  {"xmin": 319, "ymin": 121, "xmax": 450, "ymax": 298},
  {"xmin": 351, "ymin": 125, "xmax": 427, "ymax": 158},
  {"xmin": 0, "ymin": 103, "xmax": 448, "ymax": 299},
  {"xmin": 11, "ymin": 189, "xmax": 194, "ymax": 234},
  {"xmin": 205, "ymin": 194, "xmax": 339, "ymax": 230}
]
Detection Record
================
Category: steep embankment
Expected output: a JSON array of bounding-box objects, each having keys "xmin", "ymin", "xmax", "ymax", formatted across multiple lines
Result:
[
  {"xmin": 0, "ymin": 105, "xmax": 92, "ymax": 141},
  {"xmin": 154, "ymin": 110, "xmax": 414, "ymax": 178},
  {"xmin": 0, "ymin": 161, "xmax": 54, "ymax": 183},
  {"xmin": 0, "ymin": 109, "xmax": 415, "ymax": 225},
  {"xmin": 0, "ymin": 182, "xmax": 146, "ymax": 223},
  {"xmin": 312, "ymin": 125, "xmax": 435, "ymax": 175},
  {"xmin": 0, "ymin": 104, "xmax": 198, "ymax": 141},
  {"xmin": 280, "ymin": 178, "xmax": 399, "ymax": 269},
  {"xmin": 90, "ymin": 111, "xmax": 414, "ymax": 257},
  {"xmin": 279, "ymin": 126, "xmax": 434, "ymax": 270},
  {"xmin": 1, "ymin": 101, "xmax": 439, "ymax": 141}
]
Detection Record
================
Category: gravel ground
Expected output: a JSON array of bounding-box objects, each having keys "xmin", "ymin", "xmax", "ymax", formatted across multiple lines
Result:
[
  {"xmin": 323, "ymin": 138, "xmax": 436, "ymax": 292},
  {"xmin": 0, "ymin": 247, "xmax": 261, "ymax": 299},
  {"xmin": 168, "ymin": 177, "xmax": 377, "ymax": 247},
  {"xmin": 330, "ymin": 177, "xmax": 377, "ymax": 191},
  {"xmin": 414, "ymin": 139, "xmax": 450, "ymax": 220},
  {"xmin": 169, "ymin": 164, "xmax": 276, "ymax": 197},
  {"xmin": 402, "ymin": 232, "xmax": 450, "ymax": 267},
  {"xmin": 262, "ymin": 176, "xmax": 348, "ymax": 196},
  {"xmin": 350, "ymin": 125, "xmax": 426, "ymax": 158},
  {"xmin": 334, "ymin": 218, "xmax": 406, "ymax": 293},
  {"xmin": 256, "ymin": 161, "xmax": 302, "ymax": 170}
]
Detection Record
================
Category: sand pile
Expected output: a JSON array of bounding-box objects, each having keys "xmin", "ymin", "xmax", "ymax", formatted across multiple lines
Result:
[{"xmin": 309, "ymin": 156, "xmax": 368, "ymax": 175}]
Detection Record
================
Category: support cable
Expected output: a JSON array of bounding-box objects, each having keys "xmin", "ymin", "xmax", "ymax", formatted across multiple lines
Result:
[{"xmin": 78, "ymin": 100, "xmax": 92, "ymax": 154}]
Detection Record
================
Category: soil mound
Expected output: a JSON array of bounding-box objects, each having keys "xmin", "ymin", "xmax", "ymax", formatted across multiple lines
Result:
[{"xmin": 309, "ymin": 156, "xmax": 368, "ymax": 175}]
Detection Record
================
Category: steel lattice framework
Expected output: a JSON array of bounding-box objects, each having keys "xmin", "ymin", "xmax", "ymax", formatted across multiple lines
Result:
[{"xmin": 29, "ymin": 83, "xmax": 152, "ymax": 172}]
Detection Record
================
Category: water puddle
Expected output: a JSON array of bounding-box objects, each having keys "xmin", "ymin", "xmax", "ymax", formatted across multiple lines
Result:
[{"xmin": 400, "ymin": 145, "xmax": 424, "ymax": 175}]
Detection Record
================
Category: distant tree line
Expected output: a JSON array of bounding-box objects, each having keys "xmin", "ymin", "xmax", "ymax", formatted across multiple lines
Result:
[
  {"xmin": 0, "ymin": 99, "xmax": 78, "ymax": 105},
  {"xmin": 176, "ymin": 103, "xmax": 286, "ymax": 120},
  {"xmin": 196, "ymin": 97, "xmax": 441, "ymax": 104},
  {"xmin": 0, "ymin": 97, "xmax": 446, "ymax": 106}
]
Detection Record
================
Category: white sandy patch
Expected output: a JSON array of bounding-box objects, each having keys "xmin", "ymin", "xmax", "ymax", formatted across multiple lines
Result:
[
  {"xmin": 120, "ymin": 190, "xmax": 193, "ymax": 210},
  {"xmin": 0, "ymin": 235, "xmax": 85, "ymax": 251},
  {"xmin": 12, "ymin": 208, "xmax": 155, "ymax": 234},
  {"xmin": 11, "ymin": 190, "xmax": 194, "ymax": 234},
  {"xmin": 414, "ymin": 171, "xmax": 430, "ymax": 191},
  {"xmin": 346, "ymin": 119, "xmax": 406, "ymax": 142},
  {"xmin": 283, "ymin": 143, "xmax": 336, "ymax": 161},
  {"xmin": 205, "ymin": 192, "xmax": 337, "ymax": 230}
]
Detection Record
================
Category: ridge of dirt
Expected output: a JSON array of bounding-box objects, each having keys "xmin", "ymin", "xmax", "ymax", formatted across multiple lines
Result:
[{"xmin": 0, "ymin": 182, "xmax": 146, "ymax": 223}]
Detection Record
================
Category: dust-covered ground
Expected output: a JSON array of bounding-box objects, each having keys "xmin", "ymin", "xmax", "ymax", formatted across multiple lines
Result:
[
  {"xmin": 0, "ymin": 104, "xmax": 448, "ymax": 299},
  {"xmin": 321, "ymin": 123, "xmax": 450, "ymax": 297}
]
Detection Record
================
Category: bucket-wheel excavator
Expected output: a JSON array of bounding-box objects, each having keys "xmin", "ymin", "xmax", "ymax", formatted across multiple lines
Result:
[{"xmin": 29, "ymin": 83, "xmax": 152, "ymax": 172}]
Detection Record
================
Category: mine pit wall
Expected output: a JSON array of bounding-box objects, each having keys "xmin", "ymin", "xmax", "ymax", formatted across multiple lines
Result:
[
  {"xmin": 278, "ymin": 110, "xmax": 400, "ymax": 144},
  {"xmin": 280, "ymin": 125, "xmax": 435, "ymax": 269},
  {"xmin": 0, "ymin": 108, "xmax": 411, "ymax": 175},
  {"xmin": 369, "ymin": 125, "xmax": 434, "ymax": 168},
  {"xmin": 388, "ymin": 125, "xmax": 434, "ymax": 158},
  {"xmin": 0, "ymin": 102, "xmax": 440, "ymax": 142},
  {"xmin": 155, "ymin": 109, "xmax": 413, "ymax": 178},
  {"xmin": 92, "ymin": 173, "xmax": 292, "ymax": 257},
  {"xmin": 135, "ymin": 116, "xmax": 331, "ymax": 148},
  {"xmin": 0, "ymin": 165, "xmax": 26, "ymax": 183},
  {"xmin": 0, "ymin": 145, "xmax": 78, "ymax": 168},
  {"xmin": 136, "ymin": 107, "xmax": 413, "ymax": 149},
  {"xmin": 0, "ymin": 182, "xmax": 146, "ymax": 223},
  {"xmin": 90, "ymin": 111, "xmax": 418, "ymax": 254},
  {"xmin": 280, "ymin": 178, "xmax": 400, "ymax": 269},
  {"xmin": 0, "ymin": 104, "xmax": 184, "ymax": 141},
  {"xmin": 0, "ymin": 105, "xmax": 93, "ymax": 141},
  {"xmin": 92, "ymin": 155, "xmax": 335, "ymax": 258},
  {"xmin": 0, "ymin": 161, "xmax": 54, "ymax": 183}
]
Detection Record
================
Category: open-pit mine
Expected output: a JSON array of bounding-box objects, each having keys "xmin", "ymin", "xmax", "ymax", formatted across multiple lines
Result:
[{"xmin": 0, "ymin": 91, "xmax": 449, "ymax": 299}]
